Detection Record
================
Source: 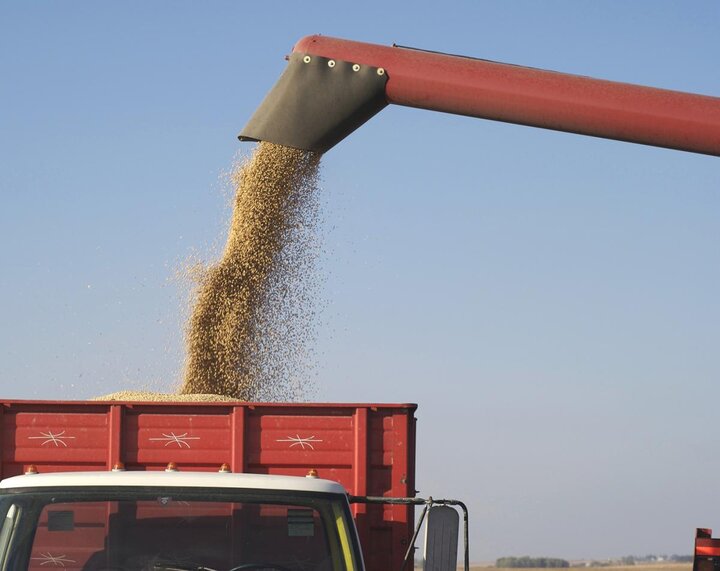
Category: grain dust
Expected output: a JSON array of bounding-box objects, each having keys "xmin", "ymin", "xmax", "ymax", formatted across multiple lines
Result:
[{"xmin": 179, "ymin": 142, "xmax": 321, "ymax": 401}]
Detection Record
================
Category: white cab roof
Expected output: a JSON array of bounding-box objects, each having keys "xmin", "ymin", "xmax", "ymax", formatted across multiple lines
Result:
[{"xmin": 0, "ymin": 471, "xmax": 347, "ymax": 495}]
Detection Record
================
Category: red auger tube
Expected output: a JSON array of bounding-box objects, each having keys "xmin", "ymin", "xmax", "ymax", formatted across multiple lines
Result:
[{"xmin": 290, "ymin": 35, "xmax": 720, "ymax": 156}]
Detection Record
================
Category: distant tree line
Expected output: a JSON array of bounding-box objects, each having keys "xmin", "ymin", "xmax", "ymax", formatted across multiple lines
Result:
[
  {"xmin": 496, "ymin": 557, "xmax": 570, "ymax": 568},
  {"xmin": 586, "ymin": 554, "xmax": 693, "ymax": 566},
  {"xmin": 495, "ymin": 554, "xmax": 693, "ymax": 568},
  {"xmin": 636, "ymin": 555, "xmax": 693, "ymax": 563}
]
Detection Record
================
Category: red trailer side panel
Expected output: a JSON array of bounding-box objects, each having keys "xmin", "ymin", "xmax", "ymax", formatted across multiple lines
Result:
[{"xmin": 0, "ymin": 400, "xmax": 417, "ymax": 571}]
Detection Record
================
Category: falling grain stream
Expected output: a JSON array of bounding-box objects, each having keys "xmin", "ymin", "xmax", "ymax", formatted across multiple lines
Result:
[
  {"xmin": 179, "ymin": 143, "xmax": 321, "ymax": 401},
  {"xmin": 95, "ymin": 143, "xmax": 321, "ymax": 403}
]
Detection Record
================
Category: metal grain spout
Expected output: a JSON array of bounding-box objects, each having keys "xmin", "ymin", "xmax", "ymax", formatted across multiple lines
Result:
[{"xmin": 238, "ymin": 52, "xmax": 388, "ymax": 153}]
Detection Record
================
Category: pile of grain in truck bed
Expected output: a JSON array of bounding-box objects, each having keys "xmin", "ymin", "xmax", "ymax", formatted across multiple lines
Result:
[
  {"xmin": 179, "ymin": 142, "xmax": 321, "ymax": 401},
  {"xmin": 94, "ymin": 391, "xmax": 239, "ymax": 402}
]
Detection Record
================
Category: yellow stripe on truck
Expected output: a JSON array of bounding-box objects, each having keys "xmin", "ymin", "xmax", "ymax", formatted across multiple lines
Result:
[{"xmin": 333, "ymin": 503, "xmax": 356, "ymax": 571}]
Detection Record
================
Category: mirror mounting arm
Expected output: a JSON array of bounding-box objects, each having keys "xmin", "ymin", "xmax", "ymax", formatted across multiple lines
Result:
[{"xmin": 348, "ymin": 495, "xmax": 469, "ymax": 571}]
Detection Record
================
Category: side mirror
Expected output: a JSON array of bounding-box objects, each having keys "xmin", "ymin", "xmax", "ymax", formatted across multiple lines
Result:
[{"xmin": 423, "ymin": 505, "xmax": 459, "ymax": 571}]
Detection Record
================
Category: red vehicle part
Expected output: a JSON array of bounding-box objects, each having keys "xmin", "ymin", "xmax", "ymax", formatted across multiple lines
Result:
[
  {"xmin": 240, "ymin": 35, "xmax": 720, "ymax": 156},
  {"xmin": 694, "ymin": 529, "xmax": 720, "ymax": 571},
  {"xmin": 0, "ymin": 400, "xmax": 417, "ymax": 571}
]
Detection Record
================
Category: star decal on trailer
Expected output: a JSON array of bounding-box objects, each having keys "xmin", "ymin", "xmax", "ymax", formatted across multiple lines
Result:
[
  {"xmin": 148, "ymin": 432, "xmax": 201, "ymax": 448},
  {"xmin": 28, "ymin": 431, "xmax": 76, "ymax": 447},
  {"xmin": 276, "ymin": 435, "xmax": 323, "ymax": 450},
  {"xmin": 31, "ymin": 553, "xmax": 76, "ymax": 567}
]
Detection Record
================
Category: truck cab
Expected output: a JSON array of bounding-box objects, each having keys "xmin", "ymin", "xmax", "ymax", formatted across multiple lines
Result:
[{"xmin": 0, "ymin": 471, "xmax": 364, "ymax": 571}]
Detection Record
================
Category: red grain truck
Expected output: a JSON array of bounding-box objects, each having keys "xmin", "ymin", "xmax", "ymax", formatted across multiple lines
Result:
[
  {"xmin": 693, "ymin": 529, "xmax": 720, "ymax": 571},
  {"xmin": 0, "ymin": 400, "xmax": 465, "ymax": 571}
]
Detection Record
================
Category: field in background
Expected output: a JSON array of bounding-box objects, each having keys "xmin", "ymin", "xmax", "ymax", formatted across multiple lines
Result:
[{"xmin": 468, "ymin": 565, "xmax": 692, "ymax": 571}]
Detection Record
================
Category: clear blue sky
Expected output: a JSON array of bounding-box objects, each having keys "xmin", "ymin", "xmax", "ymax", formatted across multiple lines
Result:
[{"xmin": 1, "ymin": 0, "xmax": 719, "ymax": 562}]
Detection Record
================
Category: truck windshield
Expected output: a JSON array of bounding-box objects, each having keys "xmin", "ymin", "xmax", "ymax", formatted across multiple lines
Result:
[{"xmin": 0, "ymin": 488, "xmax": 360, "ymax": 571}]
